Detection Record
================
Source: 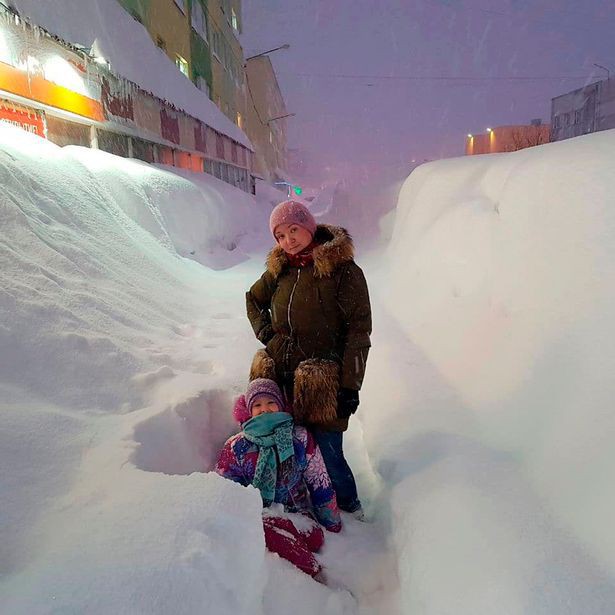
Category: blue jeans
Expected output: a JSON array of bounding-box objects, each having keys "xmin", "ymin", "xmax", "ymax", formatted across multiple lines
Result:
[{"xmin": 312, "ymin": 430, "xmax": 361, "ymax": 513}]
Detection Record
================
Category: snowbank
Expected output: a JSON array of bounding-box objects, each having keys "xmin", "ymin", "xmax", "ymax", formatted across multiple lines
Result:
[
  {"xmin": 10, "ymin": 0, "xmax": 251, "ymax": 148},
  {"xmin": 0, "ymin": 124, "xmax": 268, "ymax": 410},
  {"xmin": 0, "ymin": 123, "xmax": 284, "ymax": 614},
  {"xmin": 361, "ymin": 130, "xmax": 615, "ymax": 613}
]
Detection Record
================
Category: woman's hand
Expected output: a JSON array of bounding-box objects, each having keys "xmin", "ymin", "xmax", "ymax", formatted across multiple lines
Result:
[{"xmin": 337, "ymin": 388, "xmax": 359, "ymax": 419}]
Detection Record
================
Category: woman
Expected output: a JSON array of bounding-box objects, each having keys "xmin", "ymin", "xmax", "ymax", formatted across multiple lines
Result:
[
  {"xmin": 216, "ymin": 378, "xmax": 341, "ymax": 578},
  {"xmin": 246, "ymin": 200, "xmax": 372, "ymax": 519}
]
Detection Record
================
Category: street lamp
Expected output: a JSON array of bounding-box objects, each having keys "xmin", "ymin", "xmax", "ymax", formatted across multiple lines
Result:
[
  {"xmin": 267, "ymin": 113, "xmax": 296, "ymax": 124},
  {"xmin": 245, "ymin": 44, "xmax": 290, "ymax": 62},
  {"xmin": 593, "ymin": 63, "xmax": 610, "ymax": 79}
]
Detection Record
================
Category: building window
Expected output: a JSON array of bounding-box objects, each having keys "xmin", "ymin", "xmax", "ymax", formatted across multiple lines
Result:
[
  {"xmin": 173, "ymin": 0, "xmax": 187, "ymax": 14},
  {"xmin": 269, "ymin": 130, "xmax": 273, "ymax": 144},
  {"xmin": 196, "ymin": 76, "xmax": 211, "ymax": 98},
  {"xmin": 191, "ymin": 1, "xmax": 208, "ymax": 41},
  {"xmin": 232, "ymin": 8, "xmax": 239, "ymax": 31},
  {"xmin": 236, "ymin": 111, "xmax": 242, "ymax": 128},
  {"xmin": 212, "ymin": 29, "xmax": 221, "ymax": 61},
  {"xmin": 176, "ymin": 55, "xmax": 189, "ymax": 77}
]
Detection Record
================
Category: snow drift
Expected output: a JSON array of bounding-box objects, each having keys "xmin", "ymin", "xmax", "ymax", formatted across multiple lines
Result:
[
  {"xmin": 4, "ymin": 118, "xmax": 615, "ymax": 614},
  {"xmin": 361, "ymin": 129, "xmax": 615, "ymax": 613},
  {"xmin": 0, "ymin": 123, "xmax": 285, "ymax": 614}
]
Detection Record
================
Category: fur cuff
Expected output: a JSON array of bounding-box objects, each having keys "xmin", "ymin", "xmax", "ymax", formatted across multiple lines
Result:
[
  {"xmin": 249, "ymin": 349, "xmax": 277, "ymax": 381},
  {"xmin": 293, "ymin": 359, "xmax": 340, "ymax": 426}
]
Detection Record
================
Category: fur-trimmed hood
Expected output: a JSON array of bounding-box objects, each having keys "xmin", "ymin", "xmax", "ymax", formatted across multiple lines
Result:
[{"xmin": 266, "ymin": 224, "xmax": 354, "ymax": 279}]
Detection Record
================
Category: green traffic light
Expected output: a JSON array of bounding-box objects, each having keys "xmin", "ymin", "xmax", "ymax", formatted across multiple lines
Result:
[{"xmin": 293, "ymin": 185, "xmax": 302, "ymax": 195}]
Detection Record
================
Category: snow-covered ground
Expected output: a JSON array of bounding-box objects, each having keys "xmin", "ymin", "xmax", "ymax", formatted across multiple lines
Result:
[{"xmin": 2, "ymin": 121, "xmax": 615, "ymax": 614}]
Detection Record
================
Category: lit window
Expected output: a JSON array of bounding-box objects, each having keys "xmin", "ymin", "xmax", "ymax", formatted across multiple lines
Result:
[
  {"xmin": 269, "ymin": 130, "xmax": 273, "ymax": 144},
  {"xmin": 232, "ymin": 8, "xmax": 239, "ymax": 31},
  {"xmin": 176, "ymin": 55, "xmax": 189, "ymax": 77},
  {"xmin": 236, "ymin": 112, "xmax": 242, "ymax": 128}
]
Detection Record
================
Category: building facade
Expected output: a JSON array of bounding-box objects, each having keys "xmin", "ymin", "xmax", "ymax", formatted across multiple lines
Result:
[
  {"xmin": 0, "ymin": 5, "xmax": 253, "ymax": 191},
  {"xmin": 466, "ymin": 121, "xmax": 550, "ymax": 155},
  {"xmin": 551, "ymin": 78, "xmax": 615, "ymax": 142},
  {"xmin": 207, "ymin": 0, "xmax": 247, "ymax": 127},
  {"xmin": 188, "ymin": 0, "xmax": 213, "ymax": 97},
  {"xmin": 244, "ymin": 55, "xmax": 288, "ymax": 181},
  {"xmin": 117, "ymin": 0, "xmax": 246, "ymax": 130},
  {"xmin": 117, "ymin": 0, "xmax": 193, "ymax": 81}
]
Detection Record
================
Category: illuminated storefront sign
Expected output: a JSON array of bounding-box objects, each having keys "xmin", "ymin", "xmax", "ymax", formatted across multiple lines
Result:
[
  {"xmin": 0, "ymin": 100, "xmax": 46, "ymax": 137},
  {"xmin": 0, "ymin": 15, "xmax": 103, "ymax": 122}
]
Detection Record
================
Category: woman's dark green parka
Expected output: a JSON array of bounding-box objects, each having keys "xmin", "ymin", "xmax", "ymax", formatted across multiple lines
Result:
[{"xmin": 246, "ymin": 225, "xmax": 372, "ymax": 417}]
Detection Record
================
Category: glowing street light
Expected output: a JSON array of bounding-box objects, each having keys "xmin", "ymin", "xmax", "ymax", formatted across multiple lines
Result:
[
  {"xmin": 467, "ymin": 133, "xmax": 473, "ymax": 138},
  {"xmin": 486, "ymin": 127, "xmax": 493, "ymax": 133}
]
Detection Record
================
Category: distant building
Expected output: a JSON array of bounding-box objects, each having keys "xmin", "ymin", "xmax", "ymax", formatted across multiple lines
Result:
[
  {"xmin": 244, "ymin": 56, "xmax": 288, "ymax": 181},
  {"xmin": 466, "ymin": 120, "xmax": 550, "ymax": 155},
  {"xmin": 551, "ymin": 77, "xmax": 615, "ymax": 141}
]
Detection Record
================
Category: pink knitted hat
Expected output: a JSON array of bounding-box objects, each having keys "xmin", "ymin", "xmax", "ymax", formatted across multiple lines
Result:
[{"xmin": 269, "ymin": 200, "xmax": 317, "ymax": 239}]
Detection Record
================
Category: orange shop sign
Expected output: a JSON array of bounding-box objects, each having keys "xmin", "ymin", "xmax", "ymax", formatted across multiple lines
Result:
[
  {"xmin": 0, "ymin": 101, "xmax": 46, "ymax": 137},
  {"xmin": 0, "ymin": 61, "xmax": 104, "ymax": 122}
]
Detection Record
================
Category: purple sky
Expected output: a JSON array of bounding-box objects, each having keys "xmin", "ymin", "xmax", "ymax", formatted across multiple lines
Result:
[{"xmin": 242, "ymin": 0, "xmax": 615, "ymax": 189}]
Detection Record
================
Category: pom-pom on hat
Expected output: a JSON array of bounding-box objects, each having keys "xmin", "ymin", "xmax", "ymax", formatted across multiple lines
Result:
[
  {"xmin": 269, "ymin": 200, "xmax": 317, "ymax": 239},
  {"xmin": 245, "ymin": 378, "xmax": 285, "ymax": 415}
]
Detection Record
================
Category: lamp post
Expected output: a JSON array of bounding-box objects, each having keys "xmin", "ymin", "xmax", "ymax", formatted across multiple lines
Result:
[
  {"xmin": 245, "ymin": 44, "xmax": 290, "ymax": 62},
  {"xmin": 267, "ymin": 113, "xmax": 295, "ymax": 124},
  {"xmin": 593, "ymin": 63, "xmax": 611, "ymax": 80}
]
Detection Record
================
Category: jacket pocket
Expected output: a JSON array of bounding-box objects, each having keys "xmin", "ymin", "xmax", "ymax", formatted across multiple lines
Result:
[{"xmin": 266, "ymin": 333, "xmax": 285, "ymax": 364}]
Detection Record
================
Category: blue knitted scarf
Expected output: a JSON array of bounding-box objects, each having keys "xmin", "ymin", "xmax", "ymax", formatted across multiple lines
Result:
[{"xmin": 242, "ymin": 412, "xmax": 294, "ymax": 505}]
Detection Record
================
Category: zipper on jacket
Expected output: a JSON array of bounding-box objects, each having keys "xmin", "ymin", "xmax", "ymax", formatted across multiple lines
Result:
[
  {"xmin": 287, "ymin": 269, "xmax": 301, "ymax": 338},
  {"xmin": 283, "ymin": 269, "xmax": 301, "ymax": 372}
]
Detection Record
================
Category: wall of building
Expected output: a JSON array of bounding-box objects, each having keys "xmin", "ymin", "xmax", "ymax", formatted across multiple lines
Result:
[
  {"xmin": 116, "ymin": 0, "xmax": 148, "ymax": 23},
  {"xmin": 208, "ymin": 0, "xmax": 247, "ymax": 126},
  {"xmin": 188, "ymin": 0, "xmax": 213, "ymax": 96},
  {"xmin": 551, "ymin": 82, "xmax": 600, "ymax": 141},
  {"xmin": 244, "ymin": 55, "xmax": 288, "ymax": 180},
  {"xmin": 466, "ymin": 124, "xmax": 550, "ymax": 155},
  {"xmin": 551, "ymin": 78, "xmax": 615, "ymax": 142},
  {"xmin": 145, "ymin": 0, "xmax": 193, "ymax": 79}
]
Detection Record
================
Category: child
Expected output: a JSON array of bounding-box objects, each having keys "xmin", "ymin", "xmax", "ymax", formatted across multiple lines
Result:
[
  {"xmin": 246, "ymin": 200, "xmax": 372, "ymax": 518},
  {"xmin": 216, "ymin": 378, "xmax": 341, "ymax": 578}
]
